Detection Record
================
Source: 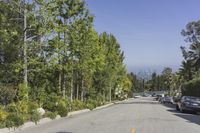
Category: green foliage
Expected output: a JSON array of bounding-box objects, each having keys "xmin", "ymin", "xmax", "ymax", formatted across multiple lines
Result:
[
  {"xmin": 71, "ymin": 100, "xmax": 86, "ymax": 111},
  {"xmin": 28, "ymin": 102, "xmax": 39, "ymax": 114},
  {"xmin": 27, "ymin": 102, "xmax": 40, "ymax": 124},
  {"xmin": 0, "ymin": 107, "xmax": 8, "ymax": 128},
  {"xmin": 56, "ymin": 99, "xmax": 68, "ymax": 117},
  {"xmin": 86, "ymin": 103, "xmax": 95, "ymax": 110},
  {"xmin": 29, "ymin": 86, "xmax": 47, "ymax": 107},
  {"xmin": 6, "ymin": 103, "xmax": 18, "ymax": 113},
  {"xmin": 43, "ymin": 93, "xmax": 59, "ymax": 112},
  {"xmin": 5, "ymin": 101, "xmax": 40, "ymax": 125},
  {"xmin": 29, "ymin": 111, "xmax": 41, "ymax": 124},
  {"xmin": 86, "ymin": 99, "xmax": 98, "ymax": 110},
  {"xmin": 181, "ymin": 79, "xmax": 200, "ymax": 97},
  {"xmin": 44, "ymin": 112, "xmax": 57, "ymax": 120},
  {"xmin": 18, "ymin": 84, "xmax": 28, "ymax": 102},
  {"xmin": 5, "ymin": 113, "xmax": 24, "ymax": 128},
  {"xmin": 0, "ymin": 85, "xmax": 16, "ymax": 105},
  {"xmin": 0, "ymin": 0, "xmax": 131, "ymax": 125}
]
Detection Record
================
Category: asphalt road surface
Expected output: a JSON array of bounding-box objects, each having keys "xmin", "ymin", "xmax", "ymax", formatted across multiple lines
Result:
[{"xmin": 16, "ymin": 97, "xmax": 200, "ymax": 133}]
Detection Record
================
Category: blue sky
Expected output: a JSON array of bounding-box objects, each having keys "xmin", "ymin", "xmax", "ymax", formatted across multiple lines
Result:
[{"xmin": 85, "ymin": 0, "xmax": 200, "ymax": 73}]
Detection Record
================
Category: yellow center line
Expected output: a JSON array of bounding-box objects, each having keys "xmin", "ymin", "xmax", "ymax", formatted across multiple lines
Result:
[{"xmin": 130, "ymin": 128, "xmax": 134, "ymax": 133}]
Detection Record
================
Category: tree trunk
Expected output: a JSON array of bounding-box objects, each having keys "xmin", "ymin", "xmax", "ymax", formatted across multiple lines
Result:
[
  {"xmin": 76, "ymin": 80, "xmax": 79, "ymax": 100},
  {"xmin": 70, "ymin": 76, "xmax": 73, "ymax": 102},
  {"xmin": 62, "ymin": 72, "xmax": 66, "ymax": 99},
  {"xmin": 62, "ymin": 18, "xmax": 67, "ymax": 99},
  {"xmin": 23, "ymin": 7, "xmax": 27, "ymax": 89},
  {"xmin": 81, "ymin": 78, "xmax": 84, "ymax": 101},
  {"xmin": 109, "ymin": 84, "xmax": 111, "ymax": 102},
  {"xmin": 58, "ymin": 72, "xmax": 62, "ymax": 94}
]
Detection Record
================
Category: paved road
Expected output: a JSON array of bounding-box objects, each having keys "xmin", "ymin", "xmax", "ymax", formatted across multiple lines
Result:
[{"xmin": 16, "ymin": 97, "xmax": 200, "ymax": 133}]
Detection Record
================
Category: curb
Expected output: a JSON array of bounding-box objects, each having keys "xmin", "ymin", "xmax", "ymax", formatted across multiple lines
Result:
[
  {"xmin": 0, "ymin": 99, "xmax": 131, "ymax": 133},
  {"xmin": 93, "ymin": 103, "xmax": 114, "ymax": 111},
  {"xmin": 0, "ymin": 118, "xmax": 54, "ymax": 133},
  {"xmin": 68, "ymin": 109, "xmax": 90, "ymax": 116}
]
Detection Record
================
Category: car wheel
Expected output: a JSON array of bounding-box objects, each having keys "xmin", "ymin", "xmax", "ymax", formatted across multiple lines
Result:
[
  {"xmin": 176, "ymin": 104, "xmax": 180, "ymax": 111},
  {"xmin": 196, "ymin": 112, "xmax": 200, "ymax": 115}
]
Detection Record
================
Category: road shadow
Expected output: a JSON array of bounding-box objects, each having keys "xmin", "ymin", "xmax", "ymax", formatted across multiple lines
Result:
[
  {"xmin": 162, "ymin": 103, "xmax": 176, "ymax": 109},
  {"xmin": 165, "ymin": 105, "xmax": 200, "ymax": 125},
  {"xmin": 115, "ymin": 101, "xmax": 160, "ymax": 105},
  {"xmin": 55, "ymin": 132, "xmax": 72, "ymax": 133},
  {"xmin": 174, "ymin": 112, "xmax": 200, "ymax": 125}
]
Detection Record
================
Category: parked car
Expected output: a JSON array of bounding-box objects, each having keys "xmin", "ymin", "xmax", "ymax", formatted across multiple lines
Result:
[
  {"xmin": 161, "ymin": 96, "xmax": 173, "ymax": 104},
  {"xmin": 158, "ymin": 97, "xmax": 164, "ymax": 103},
  {"xmin": 151, "ymin": 93, "xmax": 157, "ymax": 97},
  {"xmin": 155, "ymin": 94, "xmax": 164, "ymax": 101},
  {"xmin": 176, "ymin": 96, "xmax": 200, "ymax": 113}
]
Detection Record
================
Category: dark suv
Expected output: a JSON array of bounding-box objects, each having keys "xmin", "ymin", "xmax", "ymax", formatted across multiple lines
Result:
[{"xmin": 176, "ymin": 96, "xmax": 200, "ymax": 113}]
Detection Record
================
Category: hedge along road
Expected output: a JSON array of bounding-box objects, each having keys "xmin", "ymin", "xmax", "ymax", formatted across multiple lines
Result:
[{"xmin": 16, "ymin": 97, "xmax": 200, "ymax": 133}]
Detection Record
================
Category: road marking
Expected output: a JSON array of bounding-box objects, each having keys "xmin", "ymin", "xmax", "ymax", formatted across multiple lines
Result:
[{"xmin": 130, "ymin": 128, "xmax": 134, "ymax": 133}]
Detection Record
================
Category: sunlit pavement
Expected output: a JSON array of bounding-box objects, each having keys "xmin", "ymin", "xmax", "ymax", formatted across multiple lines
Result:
[{"xmin": 16, "ymin": 97, "xmax": 200, "ymax": 133}]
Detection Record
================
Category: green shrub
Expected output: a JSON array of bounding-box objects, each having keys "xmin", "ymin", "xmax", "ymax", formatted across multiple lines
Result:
[
  {"xmin": 0, "ymin": 107, "xmax": 7, "ymax": 128},
  {"xmin": 56, "ymin": 100, "xmax": 68, "ymax": 117},
  {"xmin": 86, "ymin": 99, "xmax": 98, "ymax": 110},
  {"xmin": 96, "ymin": 94, "xmax": 105, "ymax": 105},
  {"xmin": 44, "ymin": 112, "xmax": 57, "ymax": 120},
  {"xmin": 29, "ymin": 111, "xmax": 41, "ymax": 124},
  {"xmin": 6, "ymin": 103, "xmax": 18, "ymax": 113},
  {"xmin": 28, "ymin": 102, "xmax": 39, "ymax": 113},
  {"xmin": 17, "ymin": 101, "xmax": 28, "ymax": 114},
  {"xmin": 26, "ymin": 101, "xmax": 40, "ymax": 123},
  {"xmin": 5, "ymin": 101, "xmax": 41, "ymax": 125},
  {"xmin": 182, "ymin": 79, "xmax": 200, "ymax": 97},
  {"xmin": 0, "ymin": 85, "xmax": 16, "ymax": 105},
  {"xmin": 71, "ymin": 100, "xmax": 86, "ymax": 111},
  {"xmin": 5, "ymin": 113, "xmax": 24, "ymax": 128},
  {"xmin": 86, "ymin": 103, "xmax": 95, "ymax": 110},
  {"xmin": 43, "ymin": 93, "xmax": 59, "ymax": 112}
]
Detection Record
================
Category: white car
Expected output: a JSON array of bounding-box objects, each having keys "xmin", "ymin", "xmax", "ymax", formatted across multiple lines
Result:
[{"xmin": 161, "ymin": 96, "xmax": 173, "ymax": 104}]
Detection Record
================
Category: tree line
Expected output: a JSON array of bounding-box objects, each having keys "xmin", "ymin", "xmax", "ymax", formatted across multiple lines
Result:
[
  {"xmin": 128, "ymin": 67, "xmax": 174, "ymax": 93},
  {"xmin": 0, "ymin": 0, "xmax": 132, "ymax": 128},
  {"xmin": 128, "ymin": 20, "xmax": 200, "ymax": 97}
]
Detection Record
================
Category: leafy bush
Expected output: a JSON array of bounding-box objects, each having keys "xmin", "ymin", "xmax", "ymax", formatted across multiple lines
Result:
[
  {"xmin": 43, "ymin": 93, "xmax": 59, "ymax": 112},
  {"xmin": 86, "ymin": 99, "xmax": 98, "ymax": 110},
  {"xmin": 6, "ymin": 103, "xmax": 18, "ymax": 113},
  {"xmin": 182, "ymin": 79, "xmax": 200, "ymax": 97},
  {"xmin": 27, "ymin": 102, "xmax": 39, "ymax": 113},
  {"xmin": 5, "ymin": 113, "xmax": 24, "ymax": 128},
  {"xmin": 5, "ymin": 101, "xmax": 41, "ymax": 125},
  {"xmin": 96, "ymin": 94, "xmax": 105, "ymax": 105},
  {"xmin": 29, "ymin": 111, "xmax": 41, "ymax": 124},
  {"xmin": 18, "ymin": 101, "xmax": 28, "ymax": 114},
  {"xmin": 86, "ymin": 103, "xmax": 95, "ymax": 110},
  {"xmin": 18, "ymin": 83, "xmax": 28, "ymax": 101},
  {"xmin": 26, "ymin": 102, "xmax": 40, "ymax": 123},
  {"xmin": 44, "ymin": 112, "xmax": 57, "ymax": 120},
  {"xmin": 0, "ymin": 85, "xmax": 16, "ymax": 105},
  {"xmin": 29, "ymin": 86, "xmax": 46, "ymax": 107},
  {"xmin": 0, "ymin": 107, "xmax": 8, "ymax": 128},
  {"xmin": 71, "ymin": 100, "xmax": 86, "ymax": 111},
  {"xmin": 56, "ymin": 99, "xmax": 68, "ymax": 117}
]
